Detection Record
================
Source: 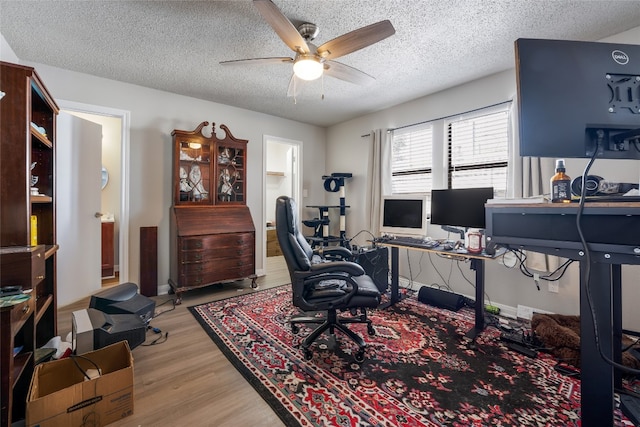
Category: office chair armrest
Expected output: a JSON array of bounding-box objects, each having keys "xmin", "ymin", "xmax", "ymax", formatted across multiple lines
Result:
[
  {"xmin": 315, "ymin": 246, "xmax": 353, "ymax": 261},
  {"xmin": 292, "ymin": 270, "xmax": 360, "ymax": 309},
  {"xmin": 309, "ymin": 261, "xmax": 364, "ymax": 276}
]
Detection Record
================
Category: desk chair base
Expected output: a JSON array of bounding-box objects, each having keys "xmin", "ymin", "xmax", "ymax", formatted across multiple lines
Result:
[{"xmin": 291, "ymin": 308, "xmax": 375, "ymax": 362}]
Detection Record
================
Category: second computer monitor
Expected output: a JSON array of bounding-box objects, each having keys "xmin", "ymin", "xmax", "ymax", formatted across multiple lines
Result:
[{"xmin": 430, "ymin": 187, "xmax": 494, "ymax": 230}]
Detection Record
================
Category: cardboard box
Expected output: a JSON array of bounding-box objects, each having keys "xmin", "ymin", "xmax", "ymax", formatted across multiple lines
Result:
[{"xmin": 27, "ymin": 341, "xmax": 134, "ymax": 427}]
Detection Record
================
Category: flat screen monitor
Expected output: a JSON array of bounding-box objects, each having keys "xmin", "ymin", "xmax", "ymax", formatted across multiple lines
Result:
[
  {"xmin": 379, "ymin": 194, "xmax": 428, "ymax": 237},
  {"xmin": 430, "ymin": 187, "xmax": 494, "ymax": 230},
  {"xmin": 515, "ymin": 38, "xmax": 640, "ymax": 159}
]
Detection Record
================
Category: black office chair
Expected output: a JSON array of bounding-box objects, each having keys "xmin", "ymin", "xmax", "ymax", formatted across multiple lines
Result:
[{"xmin": 275, "ymin": 196, "xmax": 381, "ymax": 362}]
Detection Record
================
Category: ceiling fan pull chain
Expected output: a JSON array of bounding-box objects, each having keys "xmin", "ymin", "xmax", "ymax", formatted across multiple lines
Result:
[{"xmin": 321, "ymin": 74, "xmax": 325, "ymax": 100}]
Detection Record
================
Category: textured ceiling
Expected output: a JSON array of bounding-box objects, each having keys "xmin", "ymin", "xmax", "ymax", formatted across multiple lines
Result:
[{"xmin": 1, "ymin": 1, "xmax": 639, "ymax": 127}]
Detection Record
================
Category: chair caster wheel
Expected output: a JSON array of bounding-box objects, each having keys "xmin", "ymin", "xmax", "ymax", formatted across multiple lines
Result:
[
  {"xmin": 304, "ymin": 349, "xmax": 313, "ymax": 361},
  {"xmin": 291, "ymin": 324, "xmax": 299, "ymax": 334},
  {"xmin": 367, "ymin": 325, "xmax": 375, "ymax": 336},
  {"xmin": 354, "ymin": 349, "xmax": 365, "ymax": 363}
]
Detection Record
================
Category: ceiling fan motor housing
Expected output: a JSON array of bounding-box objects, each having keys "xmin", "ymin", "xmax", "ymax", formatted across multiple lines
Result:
[{"xmin": 298, "ymin": 22, "xmax": 319, "ymax": 41}]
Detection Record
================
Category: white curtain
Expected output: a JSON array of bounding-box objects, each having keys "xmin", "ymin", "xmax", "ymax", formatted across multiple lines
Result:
[
  {"xmin": 510, "ymin": 98, "xmax": 559, "ymax": 272},
  {"xmin": 366, "ymin": 129, "xmax": 392, "ymax": 236}
]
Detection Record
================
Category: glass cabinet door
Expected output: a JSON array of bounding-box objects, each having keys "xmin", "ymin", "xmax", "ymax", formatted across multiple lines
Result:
[
  {"xmin": 216, "ymin": 145, "xmax": 244, "ymax": 203},
  {"xmin": 178, "ymin": 139, "xmax": 211, "ymax": 203}
]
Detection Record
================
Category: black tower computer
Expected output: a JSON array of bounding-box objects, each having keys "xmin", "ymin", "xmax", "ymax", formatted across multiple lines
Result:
[{"xmin": 355, "ymin": 246, "xmax": 389, "ymax": 293}]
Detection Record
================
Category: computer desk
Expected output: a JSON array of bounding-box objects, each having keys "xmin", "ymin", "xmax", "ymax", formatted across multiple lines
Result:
[
  {"xmin": 376, "ymin": 240, "xmax": 506, "ymax": 339},
  {"xmin": 485, "ymin": 201, "xmax": 640, "ymax": 427}
]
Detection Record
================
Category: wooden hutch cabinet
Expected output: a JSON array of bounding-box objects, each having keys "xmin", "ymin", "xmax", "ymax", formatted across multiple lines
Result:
[
  {"xmin": 0, "ymin": 61, "xmax": 58, "ymax": 426},
  {"xmin": 169, "ymin": 122, "xmax": 256, "ymax": 304}
]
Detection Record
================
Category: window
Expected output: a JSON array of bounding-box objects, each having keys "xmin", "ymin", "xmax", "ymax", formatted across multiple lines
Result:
[
  {"xmin": 390, "ymin": 124, "xmax": 432, "ymax": 194},
  {"xmin": 447, "ymin": 107, "xmax": 509, "ymax": 197},
  {"xmin": 390, "ymin": 103, "xmax": 510, "ymax": 201}
]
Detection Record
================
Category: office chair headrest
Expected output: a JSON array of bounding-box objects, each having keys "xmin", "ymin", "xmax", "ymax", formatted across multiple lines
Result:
[{"xmin": 276, "ymin": 195, "xmax": 314, "ymax": 271}]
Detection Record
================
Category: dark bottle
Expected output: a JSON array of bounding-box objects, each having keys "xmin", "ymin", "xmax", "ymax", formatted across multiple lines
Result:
[{"xmin": 550, "ymin": 159, "xmax": 571, "ymax": 202}]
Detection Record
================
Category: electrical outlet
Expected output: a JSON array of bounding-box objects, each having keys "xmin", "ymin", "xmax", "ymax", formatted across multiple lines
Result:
[
  {"xmin": 548, "ymin": 282, "xmax": 559, "ymax": 293},
  {"xmin": 517, "ymin": 304, "xmax": 534, "ymax": 320}
]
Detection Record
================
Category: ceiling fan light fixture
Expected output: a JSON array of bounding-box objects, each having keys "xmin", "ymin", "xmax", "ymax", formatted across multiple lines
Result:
[{"xmin": 293, "ymin": 55, "xmax": 323, "ymax": 81}]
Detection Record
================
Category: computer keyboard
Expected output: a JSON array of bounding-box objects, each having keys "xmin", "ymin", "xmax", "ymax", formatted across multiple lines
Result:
[{"xmin": 389, "ymin": 236, "xmax": 440, "ymax": 249}]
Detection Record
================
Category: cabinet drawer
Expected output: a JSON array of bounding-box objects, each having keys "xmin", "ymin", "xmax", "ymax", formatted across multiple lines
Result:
[
  {"xmin": 0, "ymin": 245, "xmax": 45, "ymax": 289},
  {"xmin": 180, "ymin": 245, "xmax": 253, "ymax": 263},
  {"xmin": 181, "ymin": 233, "xmax": 254, "ymax": 250},
  {"xmin": 181, "ymin": 255, "xmax": 254, "ymax": 275},
  {"xmin": 11, "ymin": 296, "xmax": 35, "ymax": 335},
  {"xmin": 211, "ymin": 256, "xmax": 254, "ymax": 271},
  {"xmin": 180, "ymin": 265, "xmax": 255, "ymax": 288}
]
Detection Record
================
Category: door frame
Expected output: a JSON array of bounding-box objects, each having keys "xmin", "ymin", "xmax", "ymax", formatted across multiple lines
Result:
[
  {"xmin": 58, "ymin": 99, "xmax": 131, "ymax": 283},
  {"xmin": 263, "ymin": 135, "xmax": 302, "ymax": 271}
]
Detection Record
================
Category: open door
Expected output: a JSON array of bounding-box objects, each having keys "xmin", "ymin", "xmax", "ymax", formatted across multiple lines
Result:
[{"xmin": 56, "ymin": 112, "xmax": 102, "ymax": 306}]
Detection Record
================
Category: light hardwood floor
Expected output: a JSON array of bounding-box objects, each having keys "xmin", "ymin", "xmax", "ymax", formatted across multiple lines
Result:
[{"xmin": 57, "ymin": 256, "xmax": 290, "ymax": 426}]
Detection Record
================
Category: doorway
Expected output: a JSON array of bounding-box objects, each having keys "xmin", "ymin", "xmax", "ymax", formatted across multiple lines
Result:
[
  {"xmin": 263, "ymin": 136, "xmax": 302, "ymax": 269},
  {"xmin": 58, "ymin": 100, "xmax": 130, "ymax": 288}
]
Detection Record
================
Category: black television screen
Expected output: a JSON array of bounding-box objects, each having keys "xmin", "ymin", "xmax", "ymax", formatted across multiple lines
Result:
[
  {"xmin": 430, "ymin": 187, "xmax": 494, "ymax": 229},
  {"xmin": 515, "ymin": 38, "xmax": 640, "ymax": 159}
]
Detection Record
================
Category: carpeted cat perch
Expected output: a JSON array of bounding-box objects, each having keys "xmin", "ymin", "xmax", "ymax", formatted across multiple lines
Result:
[{"xmin": 531, "ymin": 313, "xmax": 640, "ymax": 369}]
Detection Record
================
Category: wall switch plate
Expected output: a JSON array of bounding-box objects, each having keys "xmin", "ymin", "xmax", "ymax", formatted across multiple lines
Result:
[{"xmin": 548, "ymin": 282, "xmax": 559, "ymax": 293}]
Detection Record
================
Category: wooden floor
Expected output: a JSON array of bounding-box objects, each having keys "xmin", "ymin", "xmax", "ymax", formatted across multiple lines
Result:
[{"xmin": 57, "ymin": 256, "xmax": 290, "ymax": 427}]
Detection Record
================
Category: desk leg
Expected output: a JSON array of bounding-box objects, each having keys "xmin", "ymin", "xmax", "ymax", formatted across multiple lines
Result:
[
  {"xmin": 465, "ymin": 258, "xmax": 485, "ymax": 339},
  {"xmin": 612, "ymin": 264, "xmax": 622, "ymax": 390},
  {"xmin": 580, "ymin": 262, "xmax": 615, "ymax": 427},
  {"xmin": 379, "ymin": 246, "xmax": 400, "ymax": 309}
]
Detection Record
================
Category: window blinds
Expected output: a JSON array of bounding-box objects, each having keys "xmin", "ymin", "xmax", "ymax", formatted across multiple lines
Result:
[
  {"xmin": 448, "ymin": 109, "xmax": 509, "ymax": 196},
  {"xmin": 390, "ymin": 124, "xmax": 432, "ymax": 194}
]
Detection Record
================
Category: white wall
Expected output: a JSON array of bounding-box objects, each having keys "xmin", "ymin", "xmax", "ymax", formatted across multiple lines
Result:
[
  {"xmin": 0, "ymin": 32, "xmax": 19, "ymax": 63},
  {"xmin": 326, "ymin": 26, "xmax": 640, "ymax": 330}
]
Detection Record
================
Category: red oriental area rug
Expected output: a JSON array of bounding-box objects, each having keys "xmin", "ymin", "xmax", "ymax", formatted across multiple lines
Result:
[{"xmin": 189, "ymin": 286, "xmax": 632, "ymax": 426}]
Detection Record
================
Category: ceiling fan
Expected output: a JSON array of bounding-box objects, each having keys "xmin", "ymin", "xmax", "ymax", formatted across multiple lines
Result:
[{"xmin": 220, "ymin": 0, "xmax": 395, "ymax": 98}]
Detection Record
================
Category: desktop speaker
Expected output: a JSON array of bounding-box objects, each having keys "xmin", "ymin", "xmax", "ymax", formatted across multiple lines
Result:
[
  {"xmin": 354, "ymin": 246, "xmax": 389, "ymax": 293},
  {"xmin": 571, "ymin": 175, "xmax": 639, "ymax": 197},
  {"xmin": 418, "ymin": 286, "xmax": 465, "ymax": 312}
]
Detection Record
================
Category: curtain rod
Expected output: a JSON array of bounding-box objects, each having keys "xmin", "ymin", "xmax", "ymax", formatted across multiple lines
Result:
[{"xmin": 389, "ymin": 99, "xmax": 512, "ymax": 132}]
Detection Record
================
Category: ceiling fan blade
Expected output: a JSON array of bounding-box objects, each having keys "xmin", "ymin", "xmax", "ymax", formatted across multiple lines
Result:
[
  {"xmin": 253, "ymin": 0, "xmax": 310, "ymax": 54},
  {"xmin": 316, "ymin": 20, "xmax": 395, "ymax": 60},
  {"xmin": 323, "ymin": 60, "xmax": 375, "ymax": 85},
  {"xmin": 220, "ymin": 57, "xmax": 293, "ymax": 66}
]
